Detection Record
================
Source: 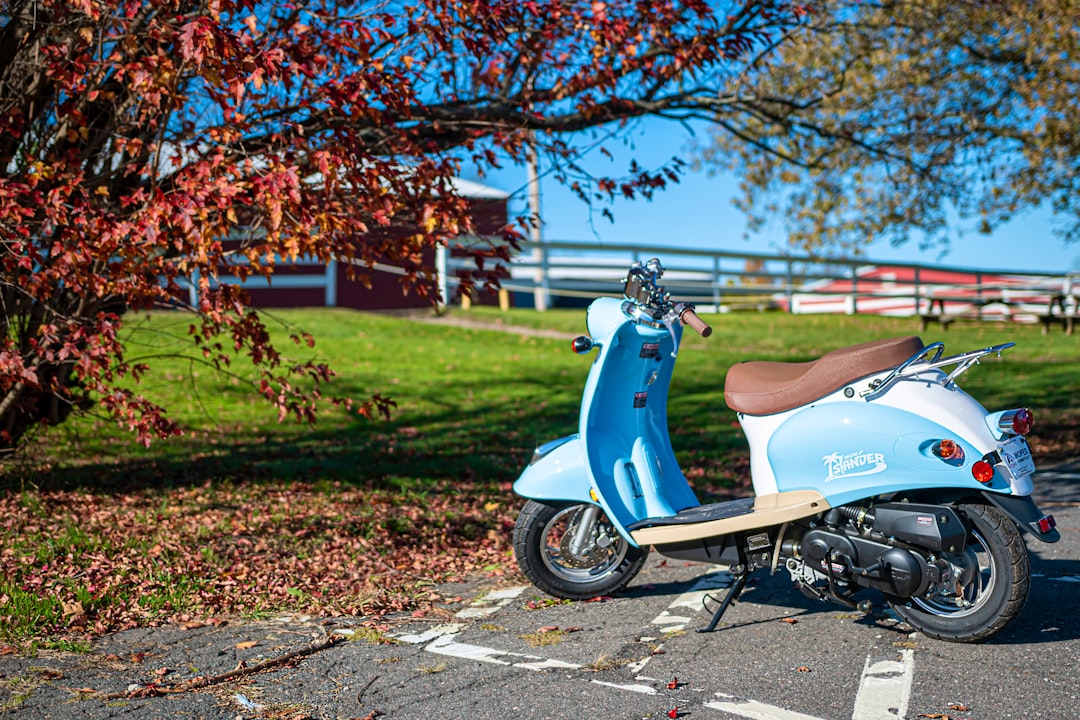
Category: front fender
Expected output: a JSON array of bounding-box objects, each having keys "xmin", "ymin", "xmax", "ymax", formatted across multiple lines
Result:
[{"xmin": 513, "ymin": 435, "xmax": 593, "ymax": 504}]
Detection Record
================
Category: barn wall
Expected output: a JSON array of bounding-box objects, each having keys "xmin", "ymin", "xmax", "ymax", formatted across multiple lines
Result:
[{"xmin": 234, "ymin": 192, "xmax": 509, "ymax": 311}]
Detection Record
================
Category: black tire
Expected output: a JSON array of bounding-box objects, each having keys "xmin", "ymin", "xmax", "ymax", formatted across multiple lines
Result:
[
  {"xmin": 513, "ymin": 500, "xmax": 647, "ymax": 600},
  {"xmin": 889, "ymin": 502, "xmax": 1029, "ymax": 643}
]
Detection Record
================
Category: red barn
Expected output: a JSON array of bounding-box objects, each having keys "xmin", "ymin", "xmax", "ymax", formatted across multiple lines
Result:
[{"xmin": 196, "ymin": 177, "xmax": 510, "ymax": 310}]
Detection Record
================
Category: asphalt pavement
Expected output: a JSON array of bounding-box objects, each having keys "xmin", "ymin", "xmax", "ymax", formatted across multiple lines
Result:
[{"xmin": 3, "ymin": 463, "xmax": 1080, "ymax": 720}]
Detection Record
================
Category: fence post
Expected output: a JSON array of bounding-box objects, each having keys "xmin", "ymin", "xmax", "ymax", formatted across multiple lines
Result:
[
  {"xmin": 189, "ymin": 267, "xmax": 200, "ymax": 308},
  {"xmin": 913, "ymin": 266, "xmax": 921, "ymax": 315},
  {"xmin": 325, "ymin": 259, "xmax": 338, "ymax": 307},
  {"xmin": 435, "ymin": 244, "xmax": 448, "ymax": 308},
  {"xmin": 712, "ymin": 255, "xmax": 722, "ymax": 311},
  {"xmin": 976, "ymin": 272, "xmax": 984, "ymax": 320},
  {"xmin": 532, "ymin": 243, "xmax": 550, "ymax": 312},
  {"xmin": 786, "ymin": 257, "xmax": 794, "ymax": 314},
  {"xmin": 847, "ymin": 266, "xmax": 857, "ymax": 315}
]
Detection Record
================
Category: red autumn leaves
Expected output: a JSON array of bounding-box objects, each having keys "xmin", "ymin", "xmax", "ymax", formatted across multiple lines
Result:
[
  {"xmin": 0, "ymin": 0, "xmax": 805, "ymax": 451},
  {"xmin": 0, "ymin": 480, "xmax": 516, "ymax": 641}
]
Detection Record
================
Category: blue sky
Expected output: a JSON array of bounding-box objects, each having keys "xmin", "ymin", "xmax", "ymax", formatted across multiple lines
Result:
[{"xmin": 467, "ymin": 119, "xmax": 1078, "ymax": 276}]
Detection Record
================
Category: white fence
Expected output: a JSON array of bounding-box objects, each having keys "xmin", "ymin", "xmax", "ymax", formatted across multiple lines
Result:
[
  {"xmin": 177, "ymin": 238, "xmax": 1078, "ymax": 331},
  {"xmin": 452, "ymin": 240, "xmax": 1077, "ymax": 329}
]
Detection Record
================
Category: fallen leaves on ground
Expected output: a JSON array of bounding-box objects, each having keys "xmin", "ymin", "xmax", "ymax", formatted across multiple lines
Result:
[
  {"xmin": 524, "ymin": 597, "xmax": 572, "ymax": 611},
  {"xmin": 535, "ymin": 625, "xmax": 581, "ymax": 635},
  {"xmin": 0, "ymin": 480, "xmax": 517, "ymax": 644}
]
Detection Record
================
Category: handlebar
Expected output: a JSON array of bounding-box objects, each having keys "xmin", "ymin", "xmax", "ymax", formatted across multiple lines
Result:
[
  {"xmin": 677, "ymin": 305, "xmax": 712, "ymax": 338},
  {"xmin": 622, "ymin": 259, "xmax": 713, "ymax": 340}
]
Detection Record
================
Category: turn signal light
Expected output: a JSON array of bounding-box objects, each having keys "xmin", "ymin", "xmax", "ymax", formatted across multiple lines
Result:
[
  {"xmin": 972, "ymin": 460, "xmax": 995, "ymax": 484},
  {"xmin": 934, "ymin": 439, "xmax": 964, "ymax": 461},
  {"xmin": 998, "ymin": 408, "xmax": 1034, "ymax": 435},
  {"xmin": 571, "ymin": 336, "xmax": 594, "ymax": 354}
]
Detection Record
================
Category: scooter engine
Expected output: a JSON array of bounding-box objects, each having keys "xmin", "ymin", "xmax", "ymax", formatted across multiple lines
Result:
[
  {"xmin": 796, "ymin": 528, "xmax": 932, "ymax": 597},
  {"xmin": 783, "ymin": 503, "xmax": 967, "ymax": 600}
]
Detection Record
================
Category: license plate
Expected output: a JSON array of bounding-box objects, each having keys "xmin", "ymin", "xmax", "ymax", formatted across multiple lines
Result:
[{"xmin": 999, "ymin": 436, "xmax": 1036, "ymax": 478}]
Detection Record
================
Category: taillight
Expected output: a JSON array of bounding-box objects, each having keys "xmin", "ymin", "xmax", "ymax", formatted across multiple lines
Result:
[
  {"xmin": 998, "ymin": 408, "xmax": 1034, "ymax": 435},
  {"xmin": 972, "ymin": 460, "xmax": 995, "ymax": 484},
  {"xmin": 1036, "ymin": 515, "xmax": 1057, "ymax": 534}
]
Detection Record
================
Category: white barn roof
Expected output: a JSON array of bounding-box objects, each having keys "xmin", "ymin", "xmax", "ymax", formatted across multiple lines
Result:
[{"xmin": 449, "ymin": 177, "xmax": 510, "ymax": 200}]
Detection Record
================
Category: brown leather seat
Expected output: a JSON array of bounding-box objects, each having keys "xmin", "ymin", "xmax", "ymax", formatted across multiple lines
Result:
[{"xmin": 724, "ymin": 336, "xmax": 925, "ymax": 416}]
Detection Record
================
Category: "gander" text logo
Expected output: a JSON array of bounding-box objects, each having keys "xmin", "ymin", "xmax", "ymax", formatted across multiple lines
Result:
[{"xmin": 822, "ymin": 451, "xmax": 888, "ymax": 482}]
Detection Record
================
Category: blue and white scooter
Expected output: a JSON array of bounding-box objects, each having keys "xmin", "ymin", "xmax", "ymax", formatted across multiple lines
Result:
[{"xmin": 513, "ymin": 258, "xmax": 1059, "ymax": 642}]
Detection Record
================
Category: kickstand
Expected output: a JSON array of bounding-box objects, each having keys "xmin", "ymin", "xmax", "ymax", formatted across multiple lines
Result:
[{"xmin": 696, "ymin": 570, "xmax": 749, "ymax": 633}]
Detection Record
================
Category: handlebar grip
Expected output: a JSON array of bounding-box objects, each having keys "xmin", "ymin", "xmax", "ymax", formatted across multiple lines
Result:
[{"xmin": 680, "ymin": 307, "xmax": 713, "ymax": 338}]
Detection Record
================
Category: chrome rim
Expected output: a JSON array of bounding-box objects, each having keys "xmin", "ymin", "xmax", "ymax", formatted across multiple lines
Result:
[
  {"xmin": 540, "ymin": 505, "xmax": 628, "ymax": 584},
  {"xmin": 913, "ymin": 527, "xmax": 996, "ymax": 618}
]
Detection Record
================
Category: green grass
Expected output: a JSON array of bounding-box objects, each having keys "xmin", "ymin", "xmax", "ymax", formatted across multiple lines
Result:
[
  {"xmin": 0, "ymin": 304, "xmax": 1076, "ymax": 645},
  {"xmin": 9, "ymin": 305, "xmax": 1079, "ymax": 493}
]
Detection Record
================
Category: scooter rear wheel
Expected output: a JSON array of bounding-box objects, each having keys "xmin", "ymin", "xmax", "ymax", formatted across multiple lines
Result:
[
  {"xmin": 888, "ymin": 502, "xmax": 1029, "ymax": 643},
  {"xmin": 513, "ymin": 500, "xmax": 647, "ymax": 600}
]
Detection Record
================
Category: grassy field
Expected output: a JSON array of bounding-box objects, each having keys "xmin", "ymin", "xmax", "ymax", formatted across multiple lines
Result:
[
  {"xmin": 1, "ymin": 305, "xmax": 1077, "ymax": 649},
  {"xmin": 15, "ymin": 305, "xmax": 1079, "ymax": 490}
]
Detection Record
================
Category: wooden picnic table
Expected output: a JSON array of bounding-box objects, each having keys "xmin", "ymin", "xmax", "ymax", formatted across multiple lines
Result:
[
  {"xmin": 918, "ymin": 296, "xmax": 1012, "ymax": 331},
  {"xmin": 919, "ymin": 293, "xmax": 1076, "ymax": 335},
  {"xmin": 1037, "ymin": 294, "xmax": 1076, "ymax": 335}
]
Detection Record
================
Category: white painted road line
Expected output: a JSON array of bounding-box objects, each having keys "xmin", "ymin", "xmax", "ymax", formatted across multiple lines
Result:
[
  {"xmin": 850, "ymin": 649, "xmax": 914, "ymax": 720},
  {"xmin": 454, "ymin": 585, "xmax": 529, "ymax": 618},
  {"xmin": 650, "ymin": 571, "xmax": 734, "ymax": 633},
  {"xmin": 591, "ymin": 680, "xmax": 658, "ymax": 695},
  {"xmin": 390, "ymin": 577, "xmax": 917, "ymax": 720},
  {"xmin": 394, "ymin": 623, "xmax": 464, "ymax": 645},
  {"xmin": 699, "ymin": 648, "xmax": 913, "ymax": 720},
  {"xmin": 706, "ymin": 694, "xmax": 826, "ymax": 720},
  {"xmin": 426, "ymin": 632, "xmax": 581, "ymax": 671}
]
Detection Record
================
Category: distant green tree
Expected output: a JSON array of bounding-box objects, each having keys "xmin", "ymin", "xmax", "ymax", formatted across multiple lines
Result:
[{"xmin": 693, "ymin": 0, "xmax": 1080, "ymax": 255}]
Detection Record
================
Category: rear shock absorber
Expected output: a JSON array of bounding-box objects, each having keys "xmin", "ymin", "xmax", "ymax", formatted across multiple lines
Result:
[{"xmin": 836, "ymin": 504, "xmax": 874, "ymax": 528}]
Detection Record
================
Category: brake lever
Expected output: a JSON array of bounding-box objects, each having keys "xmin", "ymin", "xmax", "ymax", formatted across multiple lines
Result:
[{"xmin": 662, "ymin": 312, "xmax": 680, "ymax": 358}]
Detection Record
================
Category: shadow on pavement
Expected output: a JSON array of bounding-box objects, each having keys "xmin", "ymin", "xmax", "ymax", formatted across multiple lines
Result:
[{"xmin": 1034, "ymin": 459, "xmax": 1080, "ymax": 505}]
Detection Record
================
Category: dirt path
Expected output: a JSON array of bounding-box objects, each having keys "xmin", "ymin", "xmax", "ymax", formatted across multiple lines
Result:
[{"xmin": 402, "ymin": 312, "xmax": 577, "ymax": 340}]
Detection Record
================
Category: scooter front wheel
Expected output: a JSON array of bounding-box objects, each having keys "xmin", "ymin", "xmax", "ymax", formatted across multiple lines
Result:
[
  {"xmin": 513, "ymin": 500, "xmax": 647, "ymax": 600},
  {"xmin": 888, "ymin": 502, "xmax": 1030, "ymax": 643}
]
